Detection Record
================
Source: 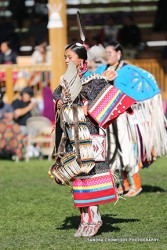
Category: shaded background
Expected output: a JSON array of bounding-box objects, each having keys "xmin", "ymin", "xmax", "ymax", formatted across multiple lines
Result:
[{"xmin": 0, "ymin": 0, "xmax": 166, "ymax": 59}]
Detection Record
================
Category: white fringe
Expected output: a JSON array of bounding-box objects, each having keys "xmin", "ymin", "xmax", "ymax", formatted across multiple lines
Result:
[{"xmin": 107, "ymin": 93, "xmax": 167, "ymax": 174}]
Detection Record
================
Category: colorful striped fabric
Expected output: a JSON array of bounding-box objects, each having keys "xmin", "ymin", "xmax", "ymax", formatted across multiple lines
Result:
[
  {"xmin": 88, "ymin": 85, "xmax": 136, "ymax": 129},
  {"xmin": 72, "ymin": 171, "xmax": 117, "ymax": 207}
]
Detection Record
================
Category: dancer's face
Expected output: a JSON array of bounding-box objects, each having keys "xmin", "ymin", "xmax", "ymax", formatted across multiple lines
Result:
[
  {"xmin": 105, "ymin": 46, "xmax": 121, "ymax": 66},
  {"xmin": 64, "ymin": 48, "xmax": 83, "ymax": 68}
]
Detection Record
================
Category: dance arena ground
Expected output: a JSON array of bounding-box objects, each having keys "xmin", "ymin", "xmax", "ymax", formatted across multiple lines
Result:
[{"xmin": 0, "ymin": 157, "xmax": 166, "ymax": 250}]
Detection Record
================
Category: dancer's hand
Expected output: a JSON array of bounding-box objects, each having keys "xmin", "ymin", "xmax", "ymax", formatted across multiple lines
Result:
[
  {"xmin": 57, "ymin": 99, "xmax": 63, "ymax": 109},
  {"xmin": 82, "ymin": 105, "xmax": 88, "ymax": 115}
]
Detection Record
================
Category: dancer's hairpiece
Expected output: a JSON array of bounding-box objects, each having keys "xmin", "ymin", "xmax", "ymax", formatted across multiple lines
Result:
[{"xmin": 77, "ymin": 11, "xmax": 86, "ymax": 44}]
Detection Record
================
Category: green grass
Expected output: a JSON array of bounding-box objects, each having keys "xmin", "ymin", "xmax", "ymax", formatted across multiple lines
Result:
[{"xmin": 0, "ymin": 157, "xmax": 167, "ymax": 250}]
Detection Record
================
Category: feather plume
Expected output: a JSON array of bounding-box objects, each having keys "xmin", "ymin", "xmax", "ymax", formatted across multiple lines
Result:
[
  {"xmin": 77, "ymin": 11, "xmax": 85, "ymax": 42},
  {"xmin": 62, "ymin": 61, "xmax": 82, "ymax": 102}
]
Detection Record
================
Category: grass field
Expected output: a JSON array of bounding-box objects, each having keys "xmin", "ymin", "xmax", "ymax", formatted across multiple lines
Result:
[{"xmin": 0, "ymin": 157, "xmax": 167, "ymax": 250}]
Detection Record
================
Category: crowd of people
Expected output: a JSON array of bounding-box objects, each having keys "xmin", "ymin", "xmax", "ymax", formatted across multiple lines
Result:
[
  {"xmin": 0, "ymin": 35, "xmax": 53, "ymax": 161},
  {"xmin": 0, "ymin": 12, "xmax": 142, "ymax": 62},
  {"xmin": 0, "ymin": 79, "xmax": 55, "ymax": 160},
  {"xmin": 98, "ymin": 14, "xmax": 142, "ymax": 59}
]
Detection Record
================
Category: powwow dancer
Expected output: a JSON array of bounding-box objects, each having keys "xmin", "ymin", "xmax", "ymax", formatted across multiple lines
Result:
[
  {"xmin": 49, "ymin": 43, "xmax": 136, "ymax": 237},
  {"xmin": 95, "ymin": 41, "xmax": 167, "ymax": 197}
]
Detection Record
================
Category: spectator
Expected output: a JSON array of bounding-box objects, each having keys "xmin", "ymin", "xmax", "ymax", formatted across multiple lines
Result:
[
  {"xmin": 8, "ymin": 0, "xmax": 27, "ymax": 30},
  {"xmin": 100, "ymin": 16, "xmax": 119, "ymax": 45},
  {"xmin": 161, "ymin": 46, "xmax": 167, "ymax": 59},
  {"xmin": 31, "ymin": 42, "xmax": 50, "ymax": 64},
  {"xmin": 12, "ymin": 87, "xmax": 38, "ymax": 135},
  {"xmin": 0, "ymin": 18, "xmax": 20, "ymax": 53},
  {"xmin": 28, "ymin": 16, "xmax": 48, "ymax": 46},
  {"xmin": 31, "ymin": 42, "xmax": 52, "ymax": 117},
  {"xmin": 117, "ymin": 14, "xmax": 141, "ymax": 59},
  {"xmin": 153, "ymin": 0, "xmax": 167, "ymax": 32},
  {"xmin": 0, "ymin": 41, "xmax": 17, "ymax": 64}
]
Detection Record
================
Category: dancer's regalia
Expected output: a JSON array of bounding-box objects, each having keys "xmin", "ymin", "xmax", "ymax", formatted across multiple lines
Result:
[
  {"xmin": 49, "ymin": 57, "xmax": 135, "ymax": 237},
  {"xmin": 96, "ymin": 60, "xmax": 167, "ymax": 196}
]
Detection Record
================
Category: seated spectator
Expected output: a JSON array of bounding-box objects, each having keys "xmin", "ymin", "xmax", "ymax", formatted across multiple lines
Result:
[
  {"xmin": 0, "ymin": 41, "xmax": 17, "ymax": 64},
  {"xmin": 12, "ymin": 87, "xmax": 39, "ymax": 135},
  {"xmin": 8, "ymin": 0, "xmax": 27, "ymax": 30},
  {"xmin": 31, "ymin": 42, "xmax": 50, "ymax": 64},
  {"xmin": 100, "ymin": 16, "xmax": 119, "ymax": 45},
  {"xmin": 153, "ymin": 0, "xmax": 167, "ymax": 32},
  {"xmin": 31, "ymin": 42, "xmax": 51, "ymax": 90},
  {"xmin": 117, "ymin": 14, "xmax": 141, "ymax": 59},
  {"xmin": 28, "ymin": 16, "xmax": 48, "ymax": 48}
]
